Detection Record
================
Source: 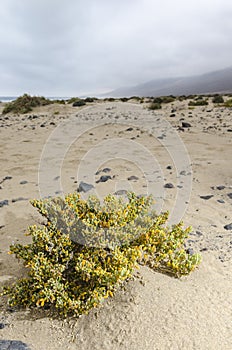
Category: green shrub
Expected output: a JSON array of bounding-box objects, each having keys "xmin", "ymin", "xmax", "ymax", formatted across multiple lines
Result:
[
  {"xmin": 224, "ymin": 98, "xmax": 232, "ymax": 107},
  {"xmin": 72, "ymin": 99, "xmax": 86, "ymax": 107},
  {"xmin": 148, "ymin": 102, "xmax": 162, "ymax": 110},
  {"xmin": 212, "ymin": 95, "xmax": 224, "ymax": 104},
  {"xmin": 1, "ymin": 192, "xmax": 200, "ymax": 316},
  {"xmin": 2, "ymin": 94, "xmax": 52, "ymax": 114},
  {"xmin": 188, "ymin": 99, "xmax": 208, "ymax": 106}
]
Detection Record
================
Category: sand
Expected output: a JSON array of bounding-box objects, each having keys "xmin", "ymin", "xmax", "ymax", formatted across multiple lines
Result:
[{"xmin": 0, "ymin": 98, "xmax": 232, "ymax": 349}]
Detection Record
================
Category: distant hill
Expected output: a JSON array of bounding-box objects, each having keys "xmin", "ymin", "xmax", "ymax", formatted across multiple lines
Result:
[{"xmin": 107, "ymin": 67, "xmax": 232, "ymax": 97}]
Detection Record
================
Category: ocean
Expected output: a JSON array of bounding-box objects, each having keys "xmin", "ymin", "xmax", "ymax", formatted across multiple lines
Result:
[{"xmin": 0, "ymin": 96, "xmax": 70, "ymax": 103}]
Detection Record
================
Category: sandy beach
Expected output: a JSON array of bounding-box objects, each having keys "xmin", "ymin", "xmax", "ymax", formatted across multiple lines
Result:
[{"xmin": 0, "ymin": 98, "xmax": 232, "ymax": 349}]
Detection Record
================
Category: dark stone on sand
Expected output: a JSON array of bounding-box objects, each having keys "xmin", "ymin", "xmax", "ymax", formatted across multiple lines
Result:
[
  {"xmin": 127, "ymin": 175, "xmax": 139, "ymax": 181},
  {"xmin": 0, "ymin": 323, "xmax": 5, "ymax": 329},
  {"xmin": 227, "ymin": 129, "xmax": 232, "ymax": 132},
  {"xmin": 169, "ymin": 113, "xmax": 176, "ymax": 117},
  {"xmin": 40, "ymin": 124, "xmax": 46, "ymax": 127},
  {"xmin": 200, "ymin": 195, "xmax": 214, "ymax": 200},
  {"xmin": 0, "ymin": 340, "xmax": 31, "ymax": 350},
  {"xmin": 0, "ymin": 200, "xmax": 9, "ymax": 208},
  {"xmin": 186, "ymin": 248, "xmax": 194, "ymax": 256},
  {"xmin": 164, "ymin": 183, "xmax": 174, "ymax": 189},
  {"xmin": 182, "ymin": 122, "xmax": 192, "ymax": 128},
  {"xmin": 125, "ymin": 127, "xmax": 133, "ymax": 131},
  {"xmin": 227, "ymin": 193, "xmax": 232, "ymax": 199},
  {"xmin": 216, "ymin": 185, "xmax": 225, "ymax": 190},
  {"xmin": 3, "ymin": 176, "xmax": 12, "ymax": 181},
  {"xmin": 19, "ymin": 180, "xmax": 28, "ymax": 185},
  {"xmin": 166, "ymin": 165, "xmax": 172, "ymax": 170},
  {"xmin": 96, "ymin": 175, "xmax": 111, "ymax": 183},
  {"xmin": 50, "ymin": 122, "xmax": 56, "ymax": 126},
  {"xmin": 114, "ymin": 189, "xmax": 128, "ymax": 195},
  {"xmin": 78, "ymin": 181, "xmax": 94, "ymax": 193},
  {"xmin": 224, "ymin": 223, "xmax": 232, "ymax": 230},
  {"xmin": 11, "ymin": 197, "xmax": 28, "ymax": 203},
  {"xmin": 217, "ymin": 199, "xmax": 225, "ymax": 204},
  {"xmin": 102, "ymin": 167, "xmax": 111, "ymax": 173}
]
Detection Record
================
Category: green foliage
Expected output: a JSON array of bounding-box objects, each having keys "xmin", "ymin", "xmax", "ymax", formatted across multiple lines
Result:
[
  {"xmin": 212, "ymin": 95, "xmax": 224, "ymax": 104},
  {"xmin": 72, "ymin": 99, "xmax": 86, "ymax": 107},
  {"xmin": 2, "ymin": 94, "xmax": 52, "ymax": 114},
  {"xmin": 224, "ymin": 98, "xmax": 232, "ymax": 107},
  {"xmin": 188, "ymin": 99, "xmax": 208, "ymax": 106},
  {"xmin": 148, "ymin": 102, "xmax": 162, "ymax": 110},
  {"xmin": 1, "ymin": 192, "xmax": 201, "ymax": 316}
]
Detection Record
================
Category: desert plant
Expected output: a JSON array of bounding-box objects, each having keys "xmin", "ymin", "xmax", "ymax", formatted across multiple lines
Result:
[
  {"xmin": 1, "ymin": 192, "xmax": 201, "ymax": 316},
  {"xmin": 2, "ymin": 94, "xmax": 52, "ymax": 114},
  {"xmin": 72, "ymin": 99, "xmax": 86, "ymax": 107},
  {"xmin": 224, "ymin": 98, "xmax": 232, "ymax": 107},
  {"xmin": 212, "ymin": 95, "xmax": 224, "ymax": 104},
  {"xmin": 188, "ymin": 99, "xmax": 208, "ymax": 106},
  {"xmin": 148, "ymin": 102, "xmax": 162, "ymax": 110}
]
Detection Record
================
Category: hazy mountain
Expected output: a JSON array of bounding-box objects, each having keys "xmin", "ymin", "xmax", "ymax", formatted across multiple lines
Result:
[{"xmin": 107, "ymin": 67, "xmax": 232, "ymax": 97}]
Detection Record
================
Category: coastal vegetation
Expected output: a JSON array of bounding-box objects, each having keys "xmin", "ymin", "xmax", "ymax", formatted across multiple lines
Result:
[{"xmin": 2, "ymin": 192, "xmax": 201, "ymax": 317}]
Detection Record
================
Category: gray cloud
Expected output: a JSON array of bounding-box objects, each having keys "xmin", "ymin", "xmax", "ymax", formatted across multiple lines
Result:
[{"xmin": 0, "ymin": 0, "xmax": 232, "ymax": 96}]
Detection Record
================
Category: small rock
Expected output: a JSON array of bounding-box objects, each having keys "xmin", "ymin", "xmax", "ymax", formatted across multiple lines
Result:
[
  {"xmin": 164, "ymin": 183, "xmax": 174, "ymax": 189},
  {"xmin": 125, "ymin": 127, "xmax": 133, "ymax": 131},
  {"xmin": 3, "ymin": 176, "xmax": 12, "ymax": 181},
  {"xmin": 169, "ymin": 113, "xmax": 176, "ymax": 117},
  {"xmin": 50, "ymin": 122, "xmax": 56, "ymax": 126},
  {"xmin": 182, "ymin": 122, "xmax": 192, "ymax": 128},
  {"xmin": 216, "ymin": 185, "xmax": 225, "ymax": 190},
  {"xmin": 186, "ymin": 248, "xmax": 194, "ymax": 256},
  {"xmin": 11, "ymin": 197, "xmax": 27, "ymax": 203},
  {"xmin": 0, "ymin": 340, "xmax": 31, "ymax": 349},
  {"xmin": 166, "ymin": 165, "xmax": 172, "ymax": 170},
  {"xmin": 224, "ymin": 223, "xmax": 232, "ymax": 230},
  {"xmin": 217, "ymin": 199, "xmax": 225, "ymax": 204},
  {"xmin": 0, "ymin": 200, "xmax": 9, "ymax": 208},
  {"xmin": 227, "ymin": 193, "xmax": 232, "ymax": 199},
  {"xmin": 200, "ymin": 195, "xmax": 214, "ymax": 200},
  {"xmin": 0, "ymin": 323, "xmax": 5, "ymax": 329},
  {"xmin": 114, "ymin": 190, "xmax": 128, "ymax": 195},
  {"xmin": 20, "ymin": 180, "xmax": 28, "ymax": 185},
  {"xmin": 227, "ymin": 129, "xmax": 232, "ymax": 132},
  {"xmin": 102, "ymin": 167, "xmax": 111, "ymax": 173},
  {"xmin": 77, "ymin": 181, "xmax": 94, "ymax": 193},
  {"xmin": 40, "ymin": 124, "xmax": 46, "ymax": 127},
  {"xmin": 127, "ymin": 175, "xmax": 139, "ymax": 181},
  {"xmin": 96, "ymin": 175, "xmax": 111, "ymax": 183}
]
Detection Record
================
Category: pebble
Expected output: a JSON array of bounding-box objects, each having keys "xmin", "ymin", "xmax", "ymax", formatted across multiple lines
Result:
[
  {"xmin": 0, "ymin": 323, "xmax": 5, "ymax": 329},
  {"xmin": 0, "ymin": 200, "xmax": 9, "ymax": 208},
  {"xmin": 217, "ymin": 199, "xmax": 225, "ymax": 204},
  {"xmin": 96, "ymin": 175, "xmax": 111, "ymax": 183},
  {"xmin": 216, "ymin": 185, "xmax": 225, "ymax": 190},
  {"xmin": 114, "ymin": 190, "xmax": 128, "ymax": 195},
  {"xmin": 127, "ymin": 175, "xmax": 139, "ymax": 181},
  {"xmin": 77, "ymin": 181, "xmax": 94, "ymax": 193},
  {"xmin": 200, "ymin": 195, "xmax": 214, "ymax": 200},
  {"xmin": 182, "ymin": 122, "xmax": 192, "ymax": 128},
  {"xmin": 227, "ymin": 193, "xmax": 232, "ymax": 199},
  {"xmin": 224, "ymin": 223, "xmax": 232, "ymax": 230},
  {"xmin": 19, "ymin": 180, "xmax": 28, "ymax": 185},
  {"xmin": 164, "ymin": 183, "xmax": 174, "ymax": 188},
  {"xmin": 125, "ymin": 127, "xmax": 133, "ymax": 131},
  {"xmin": 166, "ymin": 165, "xmax": 172, "ymax": 170},
  {"xmin": 102, "ymin": 167, "xmax": 111, "ymax": 173},
  {"xmin": 11, "ymin": 197, "xmax": 28, "ymax": 203},
  {"xmin": 186, "ymin": 248, "xmax": 194, "ymax": 256},
  {"xmin": 0, "ymin": 340, "xmax": 31, "ymax": 350}
]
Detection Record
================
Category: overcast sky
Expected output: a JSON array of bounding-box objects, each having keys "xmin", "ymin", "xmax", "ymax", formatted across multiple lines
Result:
[{"xmin": 0, "ymin": 0, "xmax": 232, "ymax": 96}]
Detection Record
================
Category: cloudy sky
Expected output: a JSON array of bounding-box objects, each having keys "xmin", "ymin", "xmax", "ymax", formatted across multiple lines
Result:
[{"xmin": 0, "ymin": 0, "xmax": 232, "ymax": 96}]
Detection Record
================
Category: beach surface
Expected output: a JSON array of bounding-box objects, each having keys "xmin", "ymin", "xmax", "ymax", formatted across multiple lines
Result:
[{"xmin": 0, "ymin": 98, "xmax": 232, "ymax": 349}]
